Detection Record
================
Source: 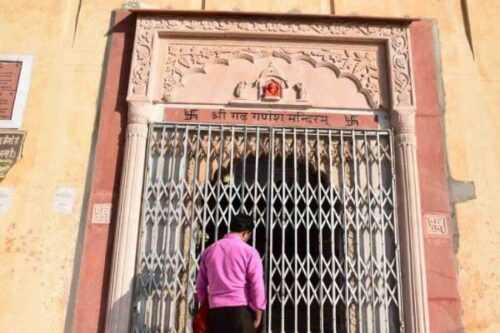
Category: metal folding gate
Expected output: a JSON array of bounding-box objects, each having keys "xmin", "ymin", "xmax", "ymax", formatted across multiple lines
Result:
[{"xmin": 131, "ymin": 123, "xmax": 403, "ymax": 333}]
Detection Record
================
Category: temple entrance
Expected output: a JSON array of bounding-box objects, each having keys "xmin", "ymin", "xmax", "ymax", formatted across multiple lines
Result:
[
  {"xmin": 203, "ymin": 136, "xmax": 345, "ymax": 332},
  {"xmin": 131, "ymin": 123, "xmax": 402, "ymax": 333}
]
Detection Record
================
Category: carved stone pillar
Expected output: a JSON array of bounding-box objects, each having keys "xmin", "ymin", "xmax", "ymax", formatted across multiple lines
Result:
[
  {"xmin": 391, "ymin": 108, "xmax": 430, "ymax": 333},
  {"xmin": 105, "ymin": 101, "xmax": 160, "ymax": 333}
]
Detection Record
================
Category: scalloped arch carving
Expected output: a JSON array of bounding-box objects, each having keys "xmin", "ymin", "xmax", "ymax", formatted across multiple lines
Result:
[
  {"xmin": 128, "ymin": 15, "xmax": 414, "ymax": 108},
  {"xmin": 163, "ymin": 45, "xmax": 381, "ymax": 108}
]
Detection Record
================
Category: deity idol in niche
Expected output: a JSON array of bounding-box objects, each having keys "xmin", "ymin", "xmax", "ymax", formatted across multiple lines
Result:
[{"xmin": 263, "ymin": 79, "xmax": 282, "ymax": 99}]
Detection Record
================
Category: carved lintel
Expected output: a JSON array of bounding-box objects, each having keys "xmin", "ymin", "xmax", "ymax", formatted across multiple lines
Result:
[
  {"xmin": 162, "ymin": 44, "xmax": 381, "ymax": 108},
  {"xmin": 129, "ymin": 15, "xmax": 413, "ymax": 108}
]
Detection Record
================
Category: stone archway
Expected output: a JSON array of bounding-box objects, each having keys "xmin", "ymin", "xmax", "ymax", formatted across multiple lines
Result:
[{"xmin": 104, "ymin": 12, "xmax": 429, "ymax": 333}]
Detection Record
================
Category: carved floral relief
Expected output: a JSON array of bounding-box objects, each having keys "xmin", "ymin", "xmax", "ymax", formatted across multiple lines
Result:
[
  {"xmin": 162, "ymin": 45, "xmax": 381, "ymax": 107},
  {"xmin": 129, "ymin": 15, "xmax": 414, "ymax": 108}
]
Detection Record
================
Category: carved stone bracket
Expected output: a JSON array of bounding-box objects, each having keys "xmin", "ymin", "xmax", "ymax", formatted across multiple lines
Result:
[
  {"xmin": 391, "ymin": 107, "xmax": 417, "ymax": 145},
  {"xmin": 129, "ymin": 15, "xmax": 414, "ymax": 109}
]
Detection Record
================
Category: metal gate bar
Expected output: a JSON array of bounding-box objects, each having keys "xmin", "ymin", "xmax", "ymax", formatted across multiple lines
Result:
[{"xmin": 131, "ymin": 123, "xmax": 403, "ymax": 333}]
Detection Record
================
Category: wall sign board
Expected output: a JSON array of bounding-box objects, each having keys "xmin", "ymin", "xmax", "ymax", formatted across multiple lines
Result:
[
  {"xmin": 0, "ymin": 130, "xmax": 26, "ymax": 180},
  {"xmin": 0, "ymin": 55, "xmax": 33, "ymax": 128},
  {"xmin": 0, "ymin": 62, "xmax": 22, "ymax": 120},
  {"xmin": 53, "ymin": 187, "xmax": 77, "ymax": 215}
]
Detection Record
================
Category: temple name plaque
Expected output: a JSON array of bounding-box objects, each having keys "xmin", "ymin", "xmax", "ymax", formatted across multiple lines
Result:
[{"xmin": 165, "ymin": 108, "xmax": 381, "ymax": 129}]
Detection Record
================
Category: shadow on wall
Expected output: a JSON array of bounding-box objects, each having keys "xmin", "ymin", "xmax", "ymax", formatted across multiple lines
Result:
[
  {"xmin": 108, "ymin": 282, "xmax": 135, "ymax": 332},
  {"xmin": 448, "ymin": 178, "xmax": 476, "ymax": 252}
]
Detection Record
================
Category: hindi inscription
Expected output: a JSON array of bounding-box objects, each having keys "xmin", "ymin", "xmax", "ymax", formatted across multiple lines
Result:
[
  {"xmin": 0, "ymin": 130, "xmax": 26, "ymax": 180},
  {"xmin": 165, "ymin": 108, "xmax": 379, "ymax": 130}
]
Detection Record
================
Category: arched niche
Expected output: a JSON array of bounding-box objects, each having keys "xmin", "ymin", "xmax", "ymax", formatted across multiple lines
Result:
[{"xmin": 151, "ymin": 39, "xmax": 390, "ymax": 109}]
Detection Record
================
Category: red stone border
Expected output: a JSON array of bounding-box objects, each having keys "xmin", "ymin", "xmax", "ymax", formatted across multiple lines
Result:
[
  {"xmin": 71, "ymin": 11, "xmax": 135, "ymax": 333},
  {"xmin": 411, "ymin": 20, "xmax": 463, "ymax": 332}
]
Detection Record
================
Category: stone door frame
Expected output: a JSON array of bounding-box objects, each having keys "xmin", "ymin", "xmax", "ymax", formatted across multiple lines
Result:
[{"xmin": 104, "ymin": 11, "xmax": 429, "ymax": 333}]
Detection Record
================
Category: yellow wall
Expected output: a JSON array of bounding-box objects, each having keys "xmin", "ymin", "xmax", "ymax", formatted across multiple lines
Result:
[
  {"xmin": 0, "ymin": 0, "xmax": 498, "ymax": 332},
  {"xmin": 0, "ymin": 1, "xmax": 115, "ymax": 331}
]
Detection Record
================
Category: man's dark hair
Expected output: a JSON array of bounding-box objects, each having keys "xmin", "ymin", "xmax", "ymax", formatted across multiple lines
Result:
[{"xmin": 230, "ymin": 214, "xmax": 255, "ymax": 233}]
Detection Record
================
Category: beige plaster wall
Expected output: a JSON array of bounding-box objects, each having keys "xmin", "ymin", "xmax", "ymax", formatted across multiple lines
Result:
[
  {"xmin": 0, "ymin": 1, "xmax": 118, "ymax": 332},
  {"xmin": 0, "ymin": 0, "xmax": 498, "ymax": 332}
]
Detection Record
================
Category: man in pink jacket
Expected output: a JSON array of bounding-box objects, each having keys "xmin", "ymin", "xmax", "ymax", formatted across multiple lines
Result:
[{"xmin": 196, "ymin": 214, "xmax": 266, "ymax": 333}]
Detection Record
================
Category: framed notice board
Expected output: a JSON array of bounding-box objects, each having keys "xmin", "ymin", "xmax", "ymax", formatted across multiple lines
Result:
[{"xmin": 0, "ymin": 55, "xmax": 33, "ymax": 128}]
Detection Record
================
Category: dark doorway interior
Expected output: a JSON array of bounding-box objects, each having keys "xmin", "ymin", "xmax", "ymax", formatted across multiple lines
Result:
[{"xmin": 197, "ymin": 153, "xmax": 345, "ymax": 332}]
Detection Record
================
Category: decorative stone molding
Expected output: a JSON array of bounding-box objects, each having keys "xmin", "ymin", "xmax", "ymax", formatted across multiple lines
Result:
[
  {"xmin": 391, "ymin": 108, "xmax": 417, "ymax": 145},
  {"xmin": 391, "ymin": 107, "xmax": 430, "ymax": 333},
  {"xmin": 162, "ymin": 45, "xmax": 380, "ymax": 107},
  {"xmin": 391, "ymin": 108, "xmax": 416, "ymax": 134},
  {"xmin": 128, "ymin": 100, "xmax": 162, "ymax": 124},
  {"xmin": 105, "ymin": 101, "xmax": 160, "ymax": 333},
  {"xmin": 129, "ymin": 15, "xmax": 413, "ymax": 108}
]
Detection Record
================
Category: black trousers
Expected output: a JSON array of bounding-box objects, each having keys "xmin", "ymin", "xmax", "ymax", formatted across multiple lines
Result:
[{"xmin": 208, "ymin": 306, "xmax": 256, "ymax": 333}]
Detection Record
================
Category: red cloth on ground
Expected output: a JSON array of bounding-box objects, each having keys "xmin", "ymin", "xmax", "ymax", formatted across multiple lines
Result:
[{"xmin": 193, "ymin": 301, "xmax": 209, "ymax": 333}]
